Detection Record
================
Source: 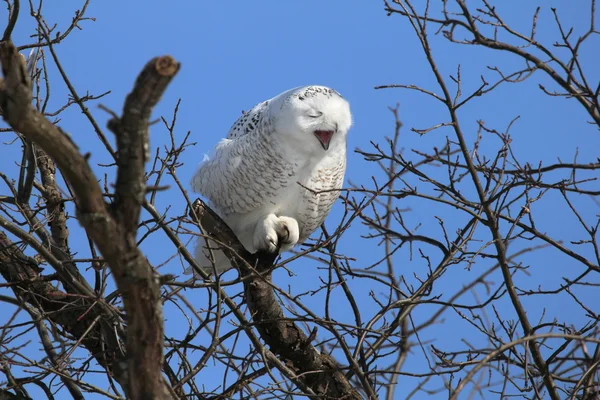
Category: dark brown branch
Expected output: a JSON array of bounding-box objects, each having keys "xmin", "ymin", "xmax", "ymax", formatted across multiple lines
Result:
[
  {"xmin": 35, "ymin": 147, "xmax": 71, "ymax": 258},
  {"xmin": 0, "ymin": 231, "xmax": 126, "ymax": 390},
  {"xmin": 0, "ymin": 41, "xmax": 178, "ymax": 400},
  {"xmin": 2, "ymin": 0, "xmax": 19, "ymax": 42},
  {"xmin": 190, "ymin": 200, "xmax": 364, "ymax": 399},
  {"xmin": 111, "ymin": 56, "xmax": 179, "ymax": 234},
  {"xmin": 457, "ymin": 0, "xmax": 600, "ymax": 126},
  {"xmin": 35, "ymin": 11, "xmax": 116, "ymax": 158},
  {"xmin": 387, "ymin": 3, "xmax": 561, "ymax": 398},
  {"xmin": 24, "ymin": 302, "xmax": 85, "ymax": 399}
]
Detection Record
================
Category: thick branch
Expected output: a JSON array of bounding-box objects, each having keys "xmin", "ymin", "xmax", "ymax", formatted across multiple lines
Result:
[
  {"xmin": 191, "ymin": 200, "xmax": 363, "ymax": 399},
  {"xmin": 0, "ymin": 231, "xmax": 128, "ymax": 388},
  {"xmin": 0, "ymin": 41, "xmax": 178, "ymax": 400},
  {"xmin": 112, "ymin": 56, "xmax": 179, "ymax": 234},
  {"xmin": 2, "ymin": 0, "xmax": 19, "ymax": 42}
]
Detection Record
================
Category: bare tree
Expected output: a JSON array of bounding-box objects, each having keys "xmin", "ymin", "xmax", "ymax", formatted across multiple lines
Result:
[{"xmin": 0, "ymin": 0, "xmax": 598, "ymax": 399}]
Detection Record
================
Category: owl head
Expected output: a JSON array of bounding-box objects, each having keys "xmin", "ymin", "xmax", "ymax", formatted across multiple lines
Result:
[{"xmin": 269, "ymin": 86, "xmax": 352, "ymax": 153}]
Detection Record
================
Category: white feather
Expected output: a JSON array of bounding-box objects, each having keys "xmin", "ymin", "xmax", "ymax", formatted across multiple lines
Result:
[{"xmin": 190, "ymin": 86, "xmax": 351, "ymax": 274}]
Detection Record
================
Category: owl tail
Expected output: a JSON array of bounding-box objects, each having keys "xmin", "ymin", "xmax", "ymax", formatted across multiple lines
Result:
[{"xmin": 185, "ymin": 237, "xmax": 233, "ymax": 276}]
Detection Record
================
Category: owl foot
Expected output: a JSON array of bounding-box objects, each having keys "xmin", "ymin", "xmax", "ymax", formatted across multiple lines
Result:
[
  {"xmin": 253, "ymin": 214, "xmax": 300, "ymax": 253},
  {"xmin": 277, "ymin": 216, "xmax": 300, "ymax": 251}
]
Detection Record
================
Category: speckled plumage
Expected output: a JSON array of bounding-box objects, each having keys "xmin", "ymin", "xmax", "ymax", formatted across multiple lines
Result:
[{"xmin": 191, "ymin": 86, "xmax": 351, "ymax": 273}]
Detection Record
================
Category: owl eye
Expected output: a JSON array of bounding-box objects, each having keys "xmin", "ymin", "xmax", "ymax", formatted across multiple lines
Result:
[{"xmin": 307, "ymin": 111, "xmax": 323, "ymax": 119}]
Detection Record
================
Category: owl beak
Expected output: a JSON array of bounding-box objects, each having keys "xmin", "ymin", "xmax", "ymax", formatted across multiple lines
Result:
[{"xmin": 314, "ymin": 130, "xmax": 334, "ymax": 151}]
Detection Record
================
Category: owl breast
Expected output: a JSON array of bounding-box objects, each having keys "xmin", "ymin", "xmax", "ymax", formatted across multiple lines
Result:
[{"xmin": 274, "ymin": 150, "xmax": 346, "ymax": 242}]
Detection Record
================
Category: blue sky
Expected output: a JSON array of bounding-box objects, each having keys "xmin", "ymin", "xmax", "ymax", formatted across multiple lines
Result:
[{"xmin": 1, "ymin": 1, "xmax": 599, "ymax": 399}]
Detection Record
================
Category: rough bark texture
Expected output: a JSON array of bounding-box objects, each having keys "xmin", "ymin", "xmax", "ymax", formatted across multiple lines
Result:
[
  {"xmin": 0, "ymin": 41, "xmax": 179, "ymax": 400},
  {"xmin": 191, "ymin": 200, "xmax": 363, "ymax": 399}
]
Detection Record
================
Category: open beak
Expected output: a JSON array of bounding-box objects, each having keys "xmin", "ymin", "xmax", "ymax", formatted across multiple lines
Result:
[{"xmin": 314, "ymin": 130, "xmax": 334, "ymax": 151}]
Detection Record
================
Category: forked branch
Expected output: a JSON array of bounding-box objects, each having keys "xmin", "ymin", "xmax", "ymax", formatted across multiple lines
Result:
[{"xmin": 0, "ymin": 41, "xmax": 179, "ymax": 400}]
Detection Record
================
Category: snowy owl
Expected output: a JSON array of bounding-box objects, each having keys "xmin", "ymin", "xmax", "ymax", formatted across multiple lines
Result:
[{"xmin": 190, "ymin": 85, "xmax": 352, "ymax": 274}]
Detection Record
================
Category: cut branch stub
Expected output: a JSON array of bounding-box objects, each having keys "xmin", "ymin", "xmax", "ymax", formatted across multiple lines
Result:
[
  {"xmin": 0, "ymin": 41, "xmax": 179, "ymax": 400},
  {"xmin": 112, "ymin": 55, "xmax": 180, "ymax": 235}
]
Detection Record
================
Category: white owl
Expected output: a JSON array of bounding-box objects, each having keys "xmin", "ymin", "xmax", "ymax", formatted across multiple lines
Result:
[{"xmin": 190, "ymin": 86, "xmax": 352, "ymax": 274}]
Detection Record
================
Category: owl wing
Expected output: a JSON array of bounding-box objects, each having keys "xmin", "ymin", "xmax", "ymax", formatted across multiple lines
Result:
[
  {"xmin": 225, "ymin": 100, "xmax": 268, "ymax": 139},
  {"xmin": 191, "ymin": 101, "xmax": 293, "ymax": 216}
]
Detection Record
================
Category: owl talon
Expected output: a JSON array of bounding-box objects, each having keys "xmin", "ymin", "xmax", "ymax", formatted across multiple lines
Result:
[
  {"xmin": 253, "ymin": 214, "xmax": 280, "ymax": 253},
  {"xmin": 277, "ymin": 216, "xmax": 300, "ymax": 251},
  {"xmin": 253, "ymin": 214, "xmax": 300, "ymax": 253},
  {"xmin": 281, "ymin": 225, "xmax": 290, "ymax": 242}
]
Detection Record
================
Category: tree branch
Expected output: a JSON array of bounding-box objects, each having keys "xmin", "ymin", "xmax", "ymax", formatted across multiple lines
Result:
[
  {"xmin": 111, "ymin": 56, "xmax": 179, "ymax": 234},
  {"xmin": 0, "ymin": 41, "xmax": 179, "ymax": 400},
  {"xmin": 190, "ymin": 200, "xmax": 364, "ymax": 399}
]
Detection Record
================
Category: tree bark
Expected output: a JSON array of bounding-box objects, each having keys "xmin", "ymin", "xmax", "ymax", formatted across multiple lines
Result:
[
  {"xmin": 191, "ymin": 201, "xmax": 363, "ymax": 399},
  {"xmin": 0, "ymin": 41, "xmax": 179, "ymax": 400}
]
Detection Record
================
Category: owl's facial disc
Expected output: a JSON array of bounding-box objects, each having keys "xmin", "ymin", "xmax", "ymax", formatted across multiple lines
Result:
[{"xmin": 314, "ymin": 130, "xmax": 334, "ymax": 151}]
